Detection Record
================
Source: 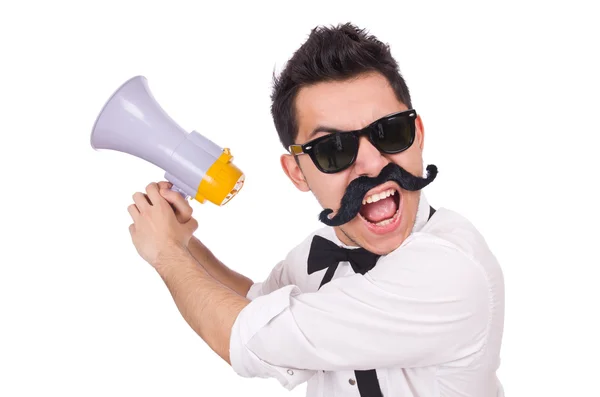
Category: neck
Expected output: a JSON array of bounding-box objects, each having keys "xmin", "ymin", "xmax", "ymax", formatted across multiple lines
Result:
[{"xmin": 335, "ymin": 226, "xmax": 360, "ymax": 247}]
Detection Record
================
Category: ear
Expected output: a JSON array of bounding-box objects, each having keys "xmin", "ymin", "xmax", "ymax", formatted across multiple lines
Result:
[
  {"xmin": 415, "ymin": 114, "xmax": 425, "ymax": 151},
  {"xmin": 280, "ymin": 154, "xmax": 310, "ymax": 192}
]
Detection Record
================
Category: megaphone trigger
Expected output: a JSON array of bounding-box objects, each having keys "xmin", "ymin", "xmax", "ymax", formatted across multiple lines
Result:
[{"xmin": 170, "ymin": 185, "xmax": 190, "ymax": 201}]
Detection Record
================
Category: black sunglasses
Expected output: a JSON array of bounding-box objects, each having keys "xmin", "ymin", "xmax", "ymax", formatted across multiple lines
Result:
[{"xmin": 289, "ymin": 109, "xmax": 417, "ymax": 173}]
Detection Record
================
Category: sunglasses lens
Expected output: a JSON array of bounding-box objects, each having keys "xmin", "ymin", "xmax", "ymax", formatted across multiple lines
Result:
[
  {"xmin": 372, "ymin": 114, "xmax": 415, "ymax": 153},
  {"xmin": 312, "ymin": 133, "xmax": 358, "ymax": 172}
]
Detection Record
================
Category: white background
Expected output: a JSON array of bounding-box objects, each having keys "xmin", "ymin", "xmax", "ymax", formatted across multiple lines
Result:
[{"xmin": 1, "ymin": 1, "xmax": 599, "ymax": 396}]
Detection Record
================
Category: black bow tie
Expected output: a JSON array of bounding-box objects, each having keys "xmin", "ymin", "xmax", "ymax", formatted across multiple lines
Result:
[{"xmin": 307, "ymin": 235, "xmax": 381, "ymax": 289}]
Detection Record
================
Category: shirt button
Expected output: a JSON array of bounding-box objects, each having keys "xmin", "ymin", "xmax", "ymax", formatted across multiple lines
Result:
[
  {"xmin": 349, "ymin": 379, "xmax": 356, "ymax": 385},
  {"xmin": 287, "ymin": 369, "xmax": 294, "ymax": 375}
]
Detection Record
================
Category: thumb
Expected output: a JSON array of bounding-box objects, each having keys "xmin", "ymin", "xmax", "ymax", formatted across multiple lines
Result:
[
  {"xmin": 157, "ymin": 181, "xmax": 173, "ymax": 190},
  {"xmin": 160, "ymin": 187, "xmax": 193, "ymax": 222}
]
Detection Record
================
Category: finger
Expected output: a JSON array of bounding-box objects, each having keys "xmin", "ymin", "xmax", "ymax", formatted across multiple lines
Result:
[
  {"xmin": 133, "ymin": 192, "xmax": 151, "ymax": 212},
  {"xmin": 145, "ymin": 182, "xmax": 164, "ymax": 207},
  {"xmin": 127, "ymin": 204, "xmax": 140, "ymax": 221},
  {"xmin": 160, "ymin": 187, "xmax": 193, "ymax": 221},
  {"xmin": 157, "ymin": 181, "xmax": 173, "ymax": 190},
  {"xmin": 129, "ymin": 224, "xmax": 135, "ymax": 234}
]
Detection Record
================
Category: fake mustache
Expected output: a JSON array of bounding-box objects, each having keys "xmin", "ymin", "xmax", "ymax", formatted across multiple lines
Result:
[{"xmin": 318, "ymin": 163, "xmax": 438, "ymax": 227}]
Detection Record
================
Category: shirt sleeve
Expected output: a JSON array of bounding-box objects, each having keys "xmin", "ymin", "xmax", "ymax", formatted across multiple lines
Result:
[
  {"xmin": 229, "ymin": 234, "xmax": 491, "ymax": 381},
  {"xmin": 245, "ymin": 233, "xmax": 312, "ymax": 301},
  {"xmin": 245, "ymin": 260, "xmax": 287, "ymax": 301}
]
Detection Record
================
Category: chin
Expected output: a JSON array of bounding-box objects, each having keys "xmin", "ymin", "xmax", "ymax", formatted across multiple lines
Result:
[{"xmin": 353, "ymin": 221, "xmax": 410, "ymax": 256}]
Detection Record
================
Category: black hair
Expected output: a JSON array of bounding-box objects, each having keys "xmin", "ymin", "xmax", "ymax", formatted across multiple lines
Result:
[{"xmin": 270, "ymin": 22, "xmax": 413, "ymax": 150}]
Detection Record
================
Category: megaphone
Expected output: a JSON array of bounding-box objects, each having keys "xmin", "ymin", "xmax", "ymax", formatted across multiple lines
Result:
[{"xmin": 90, "ymin": 75, "xmax": 244, "ymax": 206}]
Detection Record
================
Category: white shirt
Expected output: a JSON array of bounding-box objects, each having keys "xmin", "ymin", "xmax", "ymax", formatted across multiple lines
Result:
[{"xmin": 229, "ymin": 192, "xmax": 505, "ymax": 397}]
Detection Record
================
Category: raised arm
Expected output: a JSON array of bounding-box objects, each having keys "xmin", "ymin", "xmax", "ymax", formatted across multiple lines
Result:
[
  {"xmin": 158, "ymin": 182, "xmax": 254, "ymax": 297},
  {"xmin": 153, "ymin": 247, "xmax": 250, "ymax": 365},
  {"xmin": 187, "ymin": 236, "xmax": 254, "ymax": 297}
]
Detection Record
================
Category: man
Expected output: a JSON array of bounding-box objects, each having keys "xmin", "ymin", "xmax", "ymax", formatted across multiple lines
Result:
[{"xmin": 127, "ymin": 23, "xmax": 505, "ymax": 397}]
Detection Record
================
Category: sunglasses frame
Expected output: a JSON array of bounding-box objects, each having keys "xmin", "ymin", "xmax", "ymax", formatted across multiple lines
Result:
[{"xmin": 288, "ymin": 109, "xmax": 417, "ymax": 174}]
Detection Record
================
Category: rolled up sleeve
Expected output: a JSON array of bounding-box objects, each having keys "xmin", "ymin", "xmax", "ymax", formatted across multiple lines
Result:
[
  {"xmin": 230, "ymin": 234, "xmax": 491, "ymax": 381},
  {"xmin": 230, "ymin": 285, "xmax": 317, "ymax": 390}
]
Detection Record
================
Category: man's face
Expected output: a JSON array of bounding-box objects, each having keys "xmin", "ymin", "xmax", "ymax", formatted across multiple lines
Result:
[{"xmin": 280, "ymin": 72, "xmax": 426, "ymax": 255}]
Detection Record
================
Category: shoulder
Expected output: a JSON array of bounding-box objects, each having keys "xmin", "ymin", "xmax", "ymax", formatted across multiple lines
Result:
[
  {"xmin": 418, "ymin": 207, "xmax": 499, "ymax": 264},
  {"xmin": 369, "ymin": 207, "xmax": 503, "ymax": 302}
]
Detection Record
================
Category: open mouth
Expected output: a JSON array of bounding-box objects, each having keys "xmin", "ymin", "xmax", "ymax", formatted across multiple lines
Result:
[{"xmin": 358, "ymin": 187, "xmax": 401, "ymax": 227}]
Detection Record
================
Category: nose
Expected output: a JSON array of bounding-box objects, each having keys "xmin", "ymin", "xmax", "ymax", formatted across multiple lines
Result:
[{"xmin": 352, "ymin": 135, "xmax": 388, "ymax": 177}]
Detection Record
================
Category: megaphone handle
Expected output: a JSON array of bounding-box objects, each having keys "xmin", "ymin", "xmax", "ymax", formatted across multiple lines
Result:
[
  {"xmin": 170, "ymin": 185, "xmax": 190, "ymax": 200},
  {"xmin": 164, "ymin": 172, "xmax": 192, "ymax": 200}
]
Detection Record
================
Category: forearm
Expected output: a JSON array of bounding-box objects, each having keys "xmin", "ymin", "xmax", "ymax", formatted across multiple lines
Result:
[
  {"xmin": 154, "ymin": 246, "xmax": 250, "ymax": 365},
  {"xmin": 187, "ymin": 236, "xmax": 254, "ymax": 297}
]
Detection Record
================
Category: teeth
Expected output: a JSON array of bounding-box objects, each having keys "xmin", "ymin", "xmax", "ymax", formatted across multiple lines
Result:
[
  {"xmin": 362, "ymin": 188, "xmax": 396, "ymax": 205},
  {"xmin": 375, "ymin": 218, "xmax": 393, "ymax": 226}
]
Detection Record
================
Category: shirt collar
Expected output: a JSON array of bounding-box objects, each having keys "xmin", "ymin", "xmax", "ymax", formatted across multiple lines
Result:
[{"xmin": 412, "ymin": 191, "xmax": 431, "ymax": 233}]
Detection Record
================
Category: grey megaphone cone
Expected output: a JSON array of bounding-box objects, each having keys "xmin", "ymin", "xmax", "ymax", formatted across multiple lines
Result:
[{"xmin": 90, "ymin": 75, "xmax": 187, "ymax": 173}]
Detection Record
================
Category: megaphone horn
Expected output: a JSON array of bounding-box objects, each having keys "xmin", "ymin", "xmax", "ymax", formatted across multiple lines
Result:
[{"xmin": 91, "ymin": 76, "xmax": 244, "ymax": 206}]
